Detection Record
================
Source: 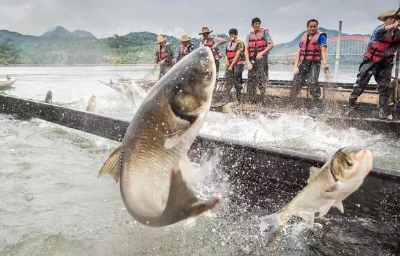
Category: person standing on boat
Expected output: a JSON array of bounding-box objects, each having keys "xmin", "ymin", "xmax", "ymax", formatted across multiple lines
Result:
[
  {"xmin": 290, "ymin": 19, "xmax": 329, "ymax": 110},
  {"xmin": 245, "ymin": 17, "xmax": 274, "ymax": 105},
  {"xmin": 199, "ymin": 27, "xmax": 226, "ymax": 82},
  {"xmin": 348, "ymin": 10, "xmax": 400, "ymax": 119},
  {"xmin": 155, "ymin": 35, "xmax": 174, "ymax": 79},
  {"xmin": 177, "ymin": 35, "xmax": 195, "ymax": 62},
  {"xmin": 225, "ymin": 28, "xmax": 245, "ymax": 103}
]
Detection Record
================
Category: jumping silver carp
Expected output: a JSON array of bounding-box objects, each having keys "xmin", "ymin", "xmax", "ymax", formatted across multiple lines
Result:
[
  {"xmin": 260, "ymin": 146, "xmax": 373, "ymax": 244},
  {"xmin": 86, "ymin": 94, "xmax": 96, "ymax": 112},
  {"xmin": 99, "ymin": 47, "xmax": 219, "ymax": 227},
  {"xmin": 44, "ymin": 90, "xmax": 52, "ymax": 104}
]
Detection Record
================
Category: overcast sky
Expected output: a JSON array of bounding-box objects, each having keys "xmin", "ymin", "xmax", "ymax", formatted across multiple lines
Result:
[{"xmin": 0, "ymin": 0, "xmax": 398, "ymax": 43}]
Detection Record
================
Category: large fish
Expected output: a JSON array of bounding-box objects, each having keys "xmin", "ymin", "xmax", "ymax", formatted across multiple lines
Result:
[
  {"xmin": 86, "ymin": 94, "xmax": 96, "ymax": 112},
  {"xmin": 99, "ymin": 47, "xmax": 219, "ymax": 227},
  {"xmin": 260, "ymin": 146, "xmax": 373, "ymax": 244},
  {"xmin": 44, "ymin": 90, "xmax": 52, "ymax": 104}
]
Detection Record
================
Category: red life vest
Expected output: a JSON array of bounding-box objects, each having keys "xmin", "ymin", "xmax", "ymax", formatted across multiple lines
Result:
[
  {"xmin": 226, "ymin": 40, "xmax": 244, "ymax": 65},
  {"xmin": 364, "ymin": 28, "xmax": 400, "ymax": 63},
  {"xmin": 178, "ymin": 43, "xmax": 193, "ymax": 61},
  {"xmin": 202, "ymin": 35, "xmax": 222, "ymax": 60},
  {"xmin": 158, "ymin": 43, "xmax": 174, "ymax": 66},
  {"xmin": 248, "ymin": 28, "xmax": 269, "ymax": 57},
  {"xmin": 299, "ymin": 31, "xmax": 326, "ymax": 62}
]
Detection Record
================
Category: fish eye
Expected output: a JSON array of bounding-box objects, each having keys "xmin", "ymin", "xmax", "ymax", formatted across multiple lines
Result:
[{"xmin": 345, "ymin": 159, "xmax": 353, "ymax": 167}]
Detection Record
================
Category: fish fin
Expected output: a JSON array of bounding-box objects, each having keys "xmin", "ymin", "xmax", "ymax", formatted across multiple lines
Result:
[
  {"xmin": 164, "ymin": 117, "xmax": 201, "ymax": 150},
  {"xmin": 260, "ymin": 213, "xmax": 285, "ymax": 246},
  {"xmin": 98, "ymin": 146, "xmax": 123, "ymax": 183},
  {"xmin": 333, "ymin": 201, "xmax": 344, "ymax": 213},
  {"xmin": 161, "ymin": 169, "xmax": 219, "ymax": 225},
  {"xmin": 296, "ymin": 211, "xmax": 315, "ymax": 225},
  {"xmin": 307, "ymin": 167, "xmax": 321, "ymax": 183},
  {"xmin": 318, "ymin": 201, "xmax": 334, "ymax": 217}
]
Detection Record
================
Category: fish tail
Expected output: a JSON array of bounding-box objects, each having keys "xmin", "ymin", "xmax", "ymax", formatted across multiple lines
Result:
[{"xmin": 260, "ymin": 212, "xmax": 286, "ymax": 245}]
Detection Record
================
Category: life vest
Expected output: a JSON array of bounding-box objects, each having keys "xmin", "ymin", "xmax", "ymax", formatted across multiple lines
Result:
[
  {"xmin": 202, "ymin": 35, "xmax": 222, "ymax": 60},
  {"xmin": 299, "ymin": 31, "xmax": 326, "ymax": 62},
  {"xmin": 364, "ymin": 28, "xmax": 400, "ymax": 63},
  {"xmin": 158, "ymin": 43, "xmax": 174, "ymax": 66},
  {"xmin": 226, "ymin": 40, "xmax": 244, "ymax": 65},
  {"xmin": 248, "ymin": 28, "xmax": 269, "ymax": 57},
  {"xmin": 178, "ymin": 43, "xmax": 193, "ymax": 61}
]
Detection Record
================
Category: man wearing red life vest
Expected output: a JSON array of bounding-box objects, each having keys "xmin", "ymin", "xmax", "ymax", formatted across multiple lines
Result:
[
  {"xmin": 225, "ymin": 28, "xmax": 245, "ymax": 103},
  {"xmin": 155, "ymin": 35, "xmax": 174, "ymax": 80},
  {"xmin": 177, "ymin": 34, "xmax": 195, "ymax": 62},
  {"xmin": 348, "ymin": 10, "xmax": 400, "ymax": 119},
  {"xmin": 199, "ymin": 27, "xmax": 226, "ymax": 82},
  {"xmin": 290, "ymin": 19, "xmax": 329, "ymax": 110},
  {"xmin": 245, "ymin": 17, "xmax": 274, "ymax": 105}
]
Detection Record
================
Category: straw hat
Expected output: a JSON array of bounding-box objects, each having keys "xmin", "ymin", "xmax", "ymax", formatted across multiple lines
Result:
[
  {"xmin": 199, "ymin": 27, "xmax": 213, "ymax": 35},
  {"xmin": 155, "ymin": 35, "xmax": 166, "ymax": 44},
  {"xmin": 378, "ymin": 10, "xmax": 400, "ymax": 21},
  {"xmin": 180, "ymin": 34, "xmax": 191, "ymax": 42}
]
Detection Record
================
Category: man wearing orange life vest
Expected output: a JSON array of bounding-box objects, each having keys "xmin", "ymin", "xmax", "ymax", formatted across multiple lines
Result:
[
  {"xmin": 290, "ymin": 19, "xmax": 329, "ymax": 110},
  {"xmin": 155, "ymin": 35, "xmax": 174, "ymax": 80},
  {"xmin": 199, "ymin": 27, "xmax": 226, "ymax": 81},
  {"xmin": 348, "ymin": 10, "xmax": 400, "ymax": 119},
  {"xmin": 225, "ymin": 28, "xmax": 245, "ymax": 102},
  {"xmin": 245, "ymin": 17, "xmax": 274, "ymax": 105},
  {"xmin": 177, "ymin": 34, "xmax": 195, "ymax": 62}
]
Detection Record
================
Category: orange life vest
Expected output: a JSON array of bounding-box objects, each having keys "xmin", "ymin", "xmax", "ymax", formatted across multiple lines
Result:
[
  {"xmin": 299, "ymin": 31, "xmax": 326, "ymax": 62},
  {"xmin": 364, "ymin": 28, "xmax": 400, "ymax": 63},
  {"xmin": 248, "ymin": 28, "xmax": 268, "ymax": 57},
  {"xmin": 226, "ymin": 40, "xmax": 244, "ymax": 65}
]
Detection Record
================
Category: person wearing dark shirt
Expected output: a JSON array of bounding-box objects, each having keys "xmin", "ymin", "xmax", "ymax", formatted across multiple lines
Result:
[
  {"xmin": 225, "ymin": 28, "xmax": 245, "ymax": 103},
  {"xmin": 348, "ymin": 10, "xmax": 400, "ymax": 119},
  {"xmin": 290, "ymin": 19, "xmax": 329, "ymax": 111},
  {"xmin": 155, "ymin": 35, "xmax": 174, "ymax": 79},
  {"xmin": 177, "ymin": 35, "xmax": 195, "ymax": 62}
]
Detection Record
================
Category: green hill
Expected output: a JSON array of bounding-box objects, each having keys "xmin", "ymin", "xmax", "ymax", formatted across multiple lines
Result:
[{"xmin": 0, "ymin": 26, "xmax": 370, "ymax": 65}]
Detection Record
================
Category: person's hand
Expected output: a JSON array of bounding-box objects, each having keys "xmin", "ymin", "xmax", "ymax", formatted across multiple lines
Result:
[
  {"xmin": 256, "ymin": 52, "xmax": 263, "ymax": 60},
  {"xmin": 394, "ymin": 21, "xmax": 400, "ymax": 28},
  {"xmin": 323, "ymin": 63, "xmax": 329, "ymax": 73},
  {"xmin": 247, "ymin": 62, "xmax": 253, "ymax": 70},
  {"xmin": 228, "ymin": 65, "xmax": 233, "ymax": 71},
  {"xmin": 293, "ymin": 67, "xmax": 299, "ymax": 74},
  {"xmin": 212, "ymin": 44, "xmax": 218, "ymax": 50},
  {"xmin": 159, "ymin": 59, "xmax": 165, "ymax": 65}
]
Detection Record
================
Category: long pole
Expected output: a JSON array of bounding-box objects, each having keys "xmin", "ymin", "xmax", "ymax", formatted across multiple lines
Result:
[{"xmin": 334, "ymin": 21, "xmax": 342, "ymax": 80}]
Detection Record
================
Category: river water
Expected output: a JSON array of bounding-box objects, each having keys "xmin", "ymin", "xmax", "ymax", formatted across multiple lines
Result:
[{"xmin": 0, "ymin": 65, "xmax": 398, "ymax": 255}]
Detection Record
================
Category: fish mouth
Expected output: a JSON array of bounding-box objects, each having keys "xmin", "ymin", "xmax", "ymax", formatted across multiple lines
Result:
[{"xmin": 355, "ymin": 148, "xmax": 373, "ymax": 175}]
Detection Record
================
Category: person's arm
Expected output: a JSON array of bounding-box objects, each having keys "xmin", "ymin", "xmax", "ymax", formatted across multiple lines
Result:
[
  {"xmin": 257, "ymin": 30, "xmax": 274, "ymax": 59},
  {"xmin": 385, "ymin": 21, "xmax": 400, "ymax": 31},
  {"xmin": 244, "ymin": 35, "xmax": 253, "ymax": 70},
  {"xmin": 293, "ymin": 49, "xmax": 301, "ymax": 74},
  {"xmin": 155, "ymin": 48, "xmax": 159, "ymax": 64},
  {"xmin": 321, "ymin": 46, "xmax": 328, "ymax": 72},
  {"xmin": 212, "ymin": 37, "xmax": 226, "ymax": 49}
]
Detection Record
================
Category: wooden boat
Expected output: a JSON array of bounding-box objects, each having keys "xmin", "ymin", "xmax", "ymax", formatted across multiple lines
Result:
[
  {"xmin": 100, "ymin": 78, "xmax": 393, "ymax": 119},
  {"xmin": 0, "ymin": 78, "xmax": 16, "ymax": 90},
  {"xmin": 0, "ymin": 93, "xmax": 398, "ymax": 253}
]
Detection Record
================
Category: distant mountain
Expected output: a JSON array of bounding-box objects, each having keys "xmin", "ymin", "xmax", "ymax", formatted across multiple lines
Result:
[
  {"xmin": 42, "ymin": 26, "xmax": 72, "ymax": 38},
  {"xmin": 271, "ymin": 27, "xmax": 370, "ymax": 56},
  {"xmin": 0, "ymin": 26, "xmax": 372, "ymax": 65},
  {"xmin": 72, "ymin": 30, "xmax": 97, "ymax": 39}
]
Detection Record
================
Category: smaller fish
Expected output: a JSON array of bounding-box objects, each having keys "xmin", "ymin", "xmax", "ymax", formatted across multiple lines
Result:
[
  {"xmin": 86, "ymin": 94, "xmax": 96, "ymax": 112},
  {"xmin": 260, "ymin": 146, "xmax": 373, "ymax": 244},
  {"xmin": 44, "ymin": 90, "xmax": 52, "ymax": 104}
]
